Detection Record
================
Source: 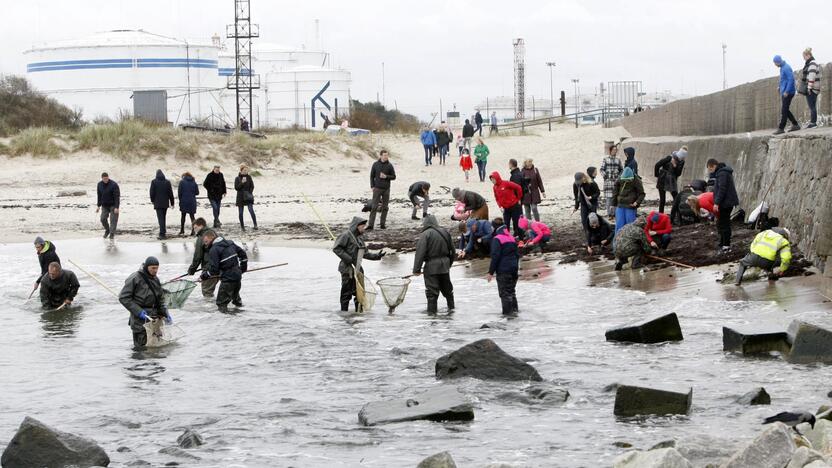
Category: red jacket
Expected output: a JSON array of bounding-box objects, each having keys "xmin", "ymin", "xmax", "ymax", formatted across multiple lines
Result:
[
  {"xmin": 490, "ymin": 171, "xmax": 523, "ymax": 209},
  {"xmin": 699, "ymin": 191, "xmax": 717, "ymax": 217},
  {"xmin": 645, "ymin": 210, "xmax": 672, "ymax": 243}
]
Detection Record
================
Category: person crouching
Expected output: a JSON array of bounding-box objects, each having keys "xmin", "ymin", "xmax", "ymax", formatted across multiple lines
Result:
[
  {"xmin": 735, "ymin": 227, "xmax": 792, "ymax": 286},
  {"xmin": 488, "ymin": 218, "xmax": 520, "ymax": 316},
  {"xmin": 613, "ymin": 217, "xmax": 655, "ymax": 271},
  {"xmin": 201, "ymin": 231, "xmax": 248, "ymax": 312},
  {"xmin": 517, "ymin": 216, "xmax": 551, "ymax": 250}
]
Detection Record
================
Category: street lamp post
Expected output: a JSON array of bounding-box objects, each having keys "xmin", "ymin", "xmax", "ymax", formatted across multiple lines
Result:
[
  {"xmin": 571, "ymin": 78, "xmax": 580, "ymax": 128},
  {"xmin": 546, "ymin": 61, "xmax": 556, "ymax": 117}
]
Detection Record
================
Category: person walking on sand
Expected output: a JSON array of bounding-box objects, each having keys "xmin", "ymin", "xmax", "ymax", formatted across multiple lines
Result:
[
  {"xmin": 203, "ymin": 165, "xmax": 227, "ymax": 228},
  {"xmin": 452, "ymin": 188, "xmax": 489, "ymax": 220},
  {"xmin": 611, "ymin": 166, "xmax": 645, "ymax": 236},
  {"xmin": 188, "ymin": 218, "xmax": 218, "ymax": 297},
  {"xmin": 33, "ymin": 236, "xmax": 60, "ymax": 291},
  {"xmin": 488, "ymin": 218, "xmax": 520, "ymax": 316},
  {"xmin": 119, "ymin": 256, "xmax": 172, "ymax": 349},
  {"xmin": 39, "ymin": 262, "xmax": 79, "ymax": 310},
  {"xmin": 408, "ymin": 181, "xmax": 431, "ymax": 220},
  {"xmin": 436, "ymin": 126, "xmax": 451, "ymax": 165},
  {"xmin": 489, "ymin": 171, "xmax": 524, "ymax": 238},
  {"xmin": 333, "ymin": 217, "xmax": 385, "ymax": 312},
  {"xmin": 800, "ymin": 47, "xmax": 821, "ymax": 129},
  {"xmin": 96, "ymin": 172, "xmax": 120, "ymax": 239},
  {"xmin": 149, "ymin": 169, "xmax": 175, "ymax": 240},
  {"xmin": 473, "ymin": 138, "xmax": 490, "ymax": 182},
  {"xmin": 420, "ymin": 127, "xmax": 437, "ymax": 166},
  {"xmin": 773, "ymin": 55, "xmax": 800, "ymax": 135},
  {"xmin": 707, "ymin": 158, "xmax": 740, "ymax": 253},
  {"xmin": 459, "ymin": 148, "xmax": 474, "ymax": 182},
  {"xmin": 600, "ymin": 144, "xmax": 624, "ymax": 218},
  {"xmin": 235, "ymin": 164, "xmax": 258, "ymax": 232},
  {"xmin": 654, "ymin": 146, "xmax": 687, "ymax": 215},
  {"xmin": 462, "ymin": 119, "xmax": 475, "ymax": 151},
  {"xmin": 178, "ymin": 172, "xmax": 199, "ymax": 236},
  {"xmin": 201, "ymin": 230, "xmax": 248, "ymax": 312},
  {"xmin": 368, "ymin": 149, "xmax": 396, "ymax": 230},
  {"xmin": 413, "ymin": 214, "xmax": 456, "ymax": 314},
  {"xmin": 521, "ymin": 159, "xmax": 545, "ymax": 221},
  {"xmin": 489, "ymin": 111, "xmax": 499, "ymax": 135},
  {"xmin": 474, "ymin": 110, "xmax": 484, "ymax": 136}
]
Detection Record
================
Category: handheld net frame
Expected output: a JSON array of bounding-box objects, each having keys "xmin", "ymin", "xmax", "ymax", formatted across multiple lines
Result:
[
  {"xmin": 162, "ymin": 280, "xmax": 197, "ymax": 309},
  {"xmin": 143, "ymin": 319, "xmax": 185, "ymax": 348},
  {"xmin": 355, "ymin": 268, "xmax": 377, "ymax": 313},
  {"xmin": 376, "ymin": 276, "xmax": 411, "ymax": 314}
]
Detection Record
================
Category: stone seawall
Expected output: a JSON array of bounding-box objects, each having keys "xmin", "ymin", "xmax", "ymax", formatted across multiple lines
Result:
[
  {"xmin": 627, "ymin": 129, "xmax": 832, "ymax": 273},
  {"xmin": 620, "ymin": 65, "xmax": 832, "ymax": 137}
]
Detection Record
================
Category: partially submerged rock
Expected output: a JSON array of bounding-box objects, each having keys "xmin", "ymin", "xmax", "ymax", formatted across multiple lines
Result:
[
  {"xmin": 417, "ymin": 451, "xmax": 457, "ymax": 468},
  {"xmin": 358, "ymin": 386, "xmax": 474, "ymax": 426},
  {"xmin": 786, "ymin": 446, "xmax": 828, "ymax": 468},
  {"xmin": 435, "ymin": 339, "xmax": 542, "ymax": 382},
  {"xmin": 613, "ymin": 448, "xmax": 693, "ymax": 468},
  {"xmin": 737, "ymin": 387, "xmax": 771, "ymax": 405},
  {"xmin": 721, "ymin": 423, "xmax": 796, "ymax": 468},
  {"xmin": 650, "ymin": 435, "xmax": 739, "ymax": 467},
  {"xmin": 723, "ymin": 325, "xmax": 791, "ymax": 355},
  {"xmin": 614, "ymin": 385, "xmax": 692, "ymax": 417},
  {"xmin": 0, "ymin": 416, "xmax": 110, "ymax": 468},
  {"xmin": 787, "ymin": 321, "xmax": 832, "ymax": 364},
  {"xmin": 605, "ymin": 313, "xmax": 683, "ymax": 344},
  {"xmin": 176, "ymin": 428, "xmax": 204, "ymax": 448}
]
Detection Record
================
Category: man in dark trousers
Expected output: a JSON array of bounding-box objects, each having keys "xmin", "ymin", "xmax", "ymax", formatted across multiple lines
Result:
[
  {"xmin": 408, "ymin": 181, "xmax": 431, "ymax": 220},
  {"xmin": 119, "ymin": 256, "xmax": 172, "ymax": 349},
  {"xmin": 39, "ymin": 262, "xmax": 80, "ymax": 309},
  {"xmin": 203, "ymin": 165, "xmax": 227, "ymax": 228},
  {"xmin": 488, "ymin": 218, "xmax": 520, "ymax": 316},
  {"xmin": 149, "ymin": 169, "xmax": 175, "ymax": 240},
  {"xmin": 33, "ymin": 236, "xmax": 60, "ymax": 291},
  {"xmin": 368, "ymin": 149, "xmax": 396, "ymax": 230},
  {"xmin": 474, "ymin": 110, "xmax": 484, "ymax": 136},
  {"xmin": 202, "ymin": 231, "xmax": 248, "ymax": 312},
  {"xmin": 707, "ymin": 158, "xmax": 740, "ymax": 253},
  {"xmin": 333, "ymin": 217, "xmax": 385, "ymax": 312},
  {"xmin": 96, "ymin": 172, "xmax": 120, "ymax": 239},
  {"xmin": 462, "ymin": 119, "xmax": 475, "ymax": 152},
  {"xmin": 188, "ymin": 218, "xmax": 217, "ymax": 297},
  {"xmin": 413, "ymin": 214, "xmax": 456, "ymax": 314}
]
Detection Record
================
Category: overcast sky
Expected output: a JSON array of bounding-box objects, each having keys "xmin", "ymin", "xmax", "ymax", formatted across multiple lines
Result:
[{"xmin": 3, "ymin": 0, "xmax": 830, "ymax": 120}]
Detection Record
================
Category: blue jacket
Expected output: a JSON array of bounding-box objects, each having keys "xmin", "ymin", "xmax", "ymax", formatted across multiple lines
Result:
[
  {"xmin": 207, "ymin": 237, "xmax": 248, "ymax": 282},
  {"xmin": 420, "ymin": 130, "xmax": 437, "ymax": 146},
  {"xmin": 779, "ymin": 62, "xmax": 796, "ymax": 95},
  {"xmin": 459, "ymin": 219, "xmax": 493, "ymax": 254},
  {"xmin": 97, "ymin": 180, "xmax": 120, "ymax": 208},
  {"xmin": 489, "ymin": 226, "xmax": 519, "ymax": 275},
  {"xmin": 178, "ymin": 175, "xmax": 199, "ymax": 214}
]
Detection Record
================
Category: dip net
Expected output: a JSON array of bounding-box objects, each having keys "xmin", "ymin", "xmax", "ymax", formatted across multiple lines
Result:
[
  {"xmin": 354, "ymin": 268, "xmax": 376, "ymax": 313},
  {"xmin": 376, "ymin": 277, "xmax": 411, "ymax": 314},
  {"xmin": 144, "ymin": 319, "xmax": 185, "ymax": 348},
  {"xmin": 162, "ymin": 280, "xmax": 197, "ymax": 309}
]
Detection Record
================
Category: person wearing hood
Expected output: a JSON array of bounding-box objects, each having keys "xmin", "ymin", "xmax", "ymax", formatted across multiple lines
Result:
[
  {"xmin": 452, "ymin": 188, "xmax": 489, "ymax": 220},
  {"xmin": 573, "ymin": 172, "xmax": 600, "ymax": 236},
  {"xmin": 518, "ymin": 216, "xmax": 551, "ymax": 247},
  {"xmin": 707, "ymin": 158, "xmax": 740, "ymax": 253},
  {"xmin": 611, "ymin": 166, "xmax": 645, "ymax": 235},
  {"xmin": 333, "ymin": 217, "xmax": 385, "ymax": 312},
  {"xmin": 119, "ymin": 256, "xmax": 172, "ymax": 349},
  {"xmin": 178, "ymin": 172, "xmax": 199, "ymax": 236},
  {"xmin": 735, "ymin": 227, "xmax": 792, "ymax": 285},
  {"xmin": 654, "ymin": 146, "xmax": 687, "ymax": 215},
  {"xmin": 800, "ymin": 48, "xmax": 821, "ymax": 129},
  {"xmin": 490, "ymin": 171, "xmax": 524, "ymax": 238},
  {"xmin": 458, "ymin": 218, "xmax": 493, "ymax": 258},
  {"xmin": 645, "ymin": 211, "xmax": 673, "ymax": 253},
  {"xmin": 408, "ymin": 181, "xmax": 431, "ymax": 220},
  {"xmin": 773, "ymin": 55, "xmax": 800, "ymax": 134},
  {"xmin": 600, "ymin": 144, "xmax": 624, "ymax": 218},
  {"xmin": 521, "ymin": 159, "xmax": 546, "ymax": 221},
  {"xmin": 188, "ymin": 218, "xmax": 218, "ymax": 297},
  {"xmin": 413, "ymin": 215, "xmax": 456, "ymax": 314},
  {"xmin": 235, "ymin": 164, "xmax": 258, "ymax": 232},
  {"xmin": 201, "ymin": 230, "xmax": 248, "ymax": 312},
  {"xmin": 96, "ymin": 172, "xmax": 120, "ymax": 240},
  {"xmin": 203, "ymin": 165, "xmax": 227, "ymax": 228},
  {"xmin": 33, "ymin": 236, "xmax": 60, "ymax": 289},
  {"xmin": 623, "ymin": 147, "xmax": 638, "ymax": 176},
  {"xmin": 586, "ymin": 212, "xmax": 614, "ymax": 255},
  {"xmin": 613, "ymin": 217, "xmax": 655, "ymax": 271},
  {"xmin": 39, "ymin": 262, "xmax": 79, "ymax": 309},
  {"xmin": 488, "ymin": 218, "xmax": 520, "ymax": 316},
  {"xmin": 149, "ymin": 169, "xmax": 175, "ymax": 240},
  {"xmin": 420, "ymin": 128, "xmax": 437, "ymax": 166}
]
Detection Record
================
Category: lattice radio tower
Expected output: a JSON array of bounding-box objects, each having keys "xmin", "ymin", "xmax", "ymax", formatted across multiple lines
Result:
[
  {"xmin": 226, "ymin": 0, "xmax": 260, "ymax": 129},
  {"xmin": 513, "ymin": 38, "xmax": 526, "ymax": 120}
]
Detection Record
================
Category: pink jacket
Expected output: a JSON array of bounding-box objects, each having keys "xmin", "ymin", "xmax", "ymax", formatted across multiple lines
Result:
[{"xmin": 518, "ymin": 217, "xmax": 551, "ymax": 245}]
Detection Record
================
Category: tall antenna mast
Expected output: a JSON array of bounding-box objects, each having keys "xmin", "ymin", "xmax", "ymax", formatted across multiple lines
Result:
[
  {"xmin": 722, "ymin": 43, "xmax": 728, "ymax": 90},
  {"xmin": 226, "ymin": 0, "xmax": 260, "ymax": 129},
  {"xmin": 513, "ymin": 38, "xmax": 526, "ymax": 119}
]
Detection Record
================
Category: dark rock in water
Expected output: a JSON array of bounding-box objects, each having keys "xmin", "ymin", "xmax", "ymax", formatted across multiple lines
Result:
[
  {"xmin": 614, "ymin": 385, "xmax": 692, "ymax": 417},
  {"xmin": 117, "ymin": 446, "xmax": 132, "ymax": 453},
  {"xmin": 605, "ymin": 313, "xmax": 683, "ymax": 344},
  {"xmin": 127, "ymin": 461, "xmax": 152, "ymax": 467},
  {"xmin": 159, "ymin": 446, "xmax": 200, "ymax": 460},
  {"xmin": 176, "ymin": 428, "xmax": 203, "ymax": 448},
  {"xmin": 722, "ymin": 326, "xmax": 790, "ymax": 355},
  {"xmin": 435, "ymin": 339, "xmax": 543, "ymax": 381},
  {"xmin": 0, "ymin": 416, "xmax": 110, "ymax": 468},
  {"xmin": 417, "ymin": 451, "xmax": 457, "ymax": 468},
  {"xmin": 613, "ymin": 441, "xmax": 635, "ymax": 448},
  {"xmin": 480, "ymin": 322, "xmax": 508, "ymax": 330},
  {"xmin": 828, "ymin": 390, "xmax": 832, "ymax": 398},
  {"xmin": 525, "ymin": 383, "xmax": 569, "ymax": 403},
  {"xmin": 358, "ymin": 386, "xmax": 474, "ymax": 426},
  {"xmin": 787, "ymin": 320, "xmax": 832, "ymax": 364},
  {"xmin": 736, "ymin": 387, "xmax": 771, "ymax": 405}
]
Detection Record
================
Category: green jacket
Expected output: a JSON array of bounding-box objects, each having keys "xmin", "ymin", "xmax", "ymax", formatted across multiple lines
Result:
[
  {"xmin": 614, "ymin": 223, "xmax": 652, "ymax": 259},
  {"xmin": 474, "ymin": 144, "xmax": 490, "ymax": 162},
  {"xmin": 413, "ymin": 215, "xmax": 455, "ymax": 275},
  {"xmin": 611, "ymin": 176, "xmax": 645, "ymax": 207},
  {"xmin": 188, "ymin": 227, "xmax": 215, "ymax": 275}
]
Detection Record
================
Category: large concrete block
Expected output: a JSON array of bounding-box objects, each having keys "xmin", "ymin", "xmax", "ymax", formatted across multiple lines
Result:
[
  {"xmin": 736, "ymin": 387, "xmax": 771, "ymax": 406},
  {"xmin": 606, "ymin": 313, "xmax": 683, "ymax": 344},
  {"xmin": 613, "ymin": 385, "xmax": 692, "ymax": 417},
  {"xmin": 358, "ymin": 386, "xmax": 474, "ymax": 426},
  {"xmin": 787, "ymin": 320, "xmax": 832, "ymax": 364},
  {"xmin": 721, "ymin": 423, "xmax": 796, "ymax": 468},
  {"xmin": 723, "ymin": 326, "xmax": 791, "ymax": 355}
]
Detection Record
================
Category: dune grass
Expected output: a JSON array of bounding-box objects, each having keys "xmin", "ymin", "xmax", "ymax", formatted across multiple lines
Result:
[{"xmin": 8, "ymin": 127, "xmax": 61, "ymax": 157}]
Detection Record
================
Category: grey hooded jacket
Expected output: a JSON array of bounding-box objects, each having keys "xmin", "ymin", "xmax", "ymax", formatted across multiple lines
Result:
[
  {"xmin": 413, "ymin": 215, "xmax": 455, "ymax": 275},
  {"xmin": 333, "ymin": 217, "xmax": 382, "ymax": 275},
  {"xmin": 119, "ymin": 269, "xmax": 166, "ymax": 331}
]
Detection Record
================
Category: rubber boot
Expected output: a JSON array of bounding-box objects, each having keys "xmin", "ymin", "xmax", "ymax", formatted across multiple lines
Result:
[
  {"xmin": 735, "ymin": 264, "xmax": 747, "ymax": 286},
  {"xmin": 446, "ymin": 295, "xmax": 455, "ymax": 311},
  {"xmin": 511, "ymin": 297, "xmax": 519, "ymax": 314},
  {"xmin": 614, "ymin": 261, "xmax": 624, "ymax": 271},
  {"xmin": 340, "ymin": 301, "xmax": 349, "ymax": 312},
  {"xmin": 427, "ymin": 298, "xmax": 438, "ymax": 315}
]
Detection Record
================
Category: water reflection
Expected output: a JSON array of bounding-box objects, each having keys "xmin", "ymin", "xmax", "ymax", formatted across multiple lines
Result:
[
  {"xmin": 124, "ymin": 356, "xmax": 168, "ymax": 388},
  {"xmin": 39, "ymin": 306, "xmax": 83, "ymax": 338}
]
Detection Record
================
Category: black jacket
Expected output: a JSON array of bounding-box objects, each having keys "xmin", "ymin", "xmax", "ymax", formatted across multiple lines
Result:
[
  {"xmin": 188, "ymin": 227, "xmax": 216, "ymax": 275},
  {"xmin": 488, "ymin": 226, "xmax": 520, "ymax": 275},
  {"xmin": 574, "ymin": 182, "xmax": 600, "ymax": 210},
  {"xmin": 509, "ymin": 168, "xmax": 526, "ymax": 196},
  {"xmin": 408, "ymin": 181, "xmax": 430, "ymax": 197},
  {"xmin": 587, "ymin": 216, "xmax": 614, "ymax": 246},
  {"xmin": 461, "ymin": 191, "xmax": 486, "ymax": 211},
  {"xmin": 475, "ymin": 112, "xmax": 483, "ymax": 125},
  {"xmin": 97, "ymin": 180, "xmax": 120, "ymax": 208},
  {"xmin": 119, "ymin": 269, "xmax": 166, "ymax": 331},
  {"xmin": 203, "ymin": 171, "xmax": 227, "ymax": 201},
  {"xmin": 39, "ymin": 270, "xmax": 79, "ymax": 308},
  {"xmin": 655, "ymin": 155, "xmax": 685, "ymax": 191},
  {"xmin": 207, "ymin": 237, "xmax": 248, "ymax": 282},
  {"xmin": 36, "ymin": 241, "xmax": 60, "ymax": 283},
  {"xmin": 234, "ymin": 174, "xmax": 254, "ymax": 207},
  {"xmin": 149, "ymin": 170, "xmax": 175, "ymax": 210},
  {"xmin": 436, "ymin": 130, "xmax": 451, "ymax": 147},
  {"xmin": 369, "ymin": 159, "xmax": 396, "ymax": 190},
  {"xmin": 462, "ymin": 123, "xmax": 475, "ymax": 138},
  {"xmin": 413, "ymin": 215, "xmax": 455, "ymax": 275},
  {"xmin": 712, "ymin": 163, "xmax": 740, "ymax": 207}
]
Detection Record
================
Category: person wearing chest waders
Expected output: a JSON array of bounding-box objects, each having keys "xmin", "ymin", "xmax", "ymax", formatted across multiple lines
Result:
[
  {"xmin": 413, "ymin": 215, "xmax": 456, "ymax": 314},
  {"xmin": 333, "ymin": 217, "xmax": 386, "ymax": 312},
  {"xmin": 119, "ymin": 256, "xmax": 172, "ymax": 349},
  {"xmin": 33, "ymin": 236, "xmax": 60, "ymax": 290},
  {"xmin": 187, "ymin": 218, "xmax": 217, "ymax": 297},
  {"xmin": 201, "ymin": 231, "xmax": 248, "ymax": 312},
  {"xmin": 39, "ymin": 262, "xmax": 79, "ymax": 309}
]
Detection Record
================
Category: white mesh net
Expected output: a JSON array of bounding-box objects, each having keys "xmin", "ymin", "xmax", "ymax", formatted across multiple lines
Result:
[
  {"xmin": 162, "ymin": 280, "xmax": 197, "ymax": 309},
  {"xmin": 376, "ymin": 277, "xmax": 411, "ymax": 313}
]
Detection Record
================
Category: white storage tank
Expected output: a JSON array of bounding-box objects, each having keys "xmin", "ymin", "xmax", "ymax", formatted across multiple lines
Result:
[
  {"xmin": 24, "ymin": 29, "xmax": 223, "ymax": 124},
  {"xmin": 264, "ymin": 65, "xmax": 351, "ymax": 129}
]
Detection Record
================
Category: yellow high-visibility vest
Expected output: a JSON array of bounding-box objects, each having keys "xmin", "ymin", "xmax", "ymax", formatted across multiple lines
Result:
[{"xmin": 750, "ymin": 230, "xmax": 792, "ymax": 270}]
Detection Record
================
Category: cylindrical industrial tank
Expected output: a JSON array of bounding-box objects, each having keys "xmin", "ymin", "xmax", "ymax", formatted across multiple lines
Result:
[
  {"xmin": 24, "ymin": 29, "xmax": 222, "ymax": 124},
  {"xmin": 254, "ymin": 43, "xmax": 329, "ymax": 73},
  {"xmin": 264, "ymin": 65, "xmax": 351, "ymax": 129}
]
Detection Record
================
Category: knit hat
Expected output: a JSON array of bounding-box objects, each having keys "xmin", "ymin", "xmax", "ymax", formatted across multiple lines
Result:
[
  {"xmin": 675, "ymin": 147, "xmax": 688, "ymax": 160},
  {"xmin": 620, "ymin": 166, "xmax": 635, "ymax": 180},
  {"xmin": 518, "ymin": 217, "xmax": 529, "ymax": 230},
  {"xmin": 623, "ymin": 147, "xmax": 635, "ymax": 158},
  {"xmin": 773, "ymin": 55, "xmax": 783, "ymax": 65},
  {"xmin": 588, "ymin": 212, "xmax": 600, "ymax": 227},
  {"xmin": 144, "ymin": 256, "xmax": 160, "ymax": 267},
  {"xmin": 34, "ymin": 236, "xmax": 45, "ymax": 246}
]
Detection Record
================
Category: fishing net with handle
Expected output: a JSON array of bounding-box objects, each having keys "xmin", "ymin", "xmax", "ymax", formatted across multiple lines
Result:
[
  {"xmin": 162, "ymin": 280, "xmax": 197, "ymax": 309},
  {"xmin": 376, "ymin": 277, "xmax": 411, "ymax": 314}
]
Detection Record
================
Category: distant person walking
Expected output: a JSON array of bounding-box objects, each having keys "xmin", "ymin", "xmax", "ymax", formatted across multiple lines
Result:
[
  {"xmin": 462, "ymin": 119, "xmax": 475, "ymax": 151},
  {"xmin": 459, "ymin": 148, "xmax": 473, "ymax": 182},
  {"xmin": 149, "ymin": 169, "xmax": 175, "ymax": 240},
  {"xmin": 489, "ymin": 112, "xmax": 499, "ymax": 135},
  {"xmin": 521, "ymin": 159, "xmax": 545, "ymax": 221},
  {"xmin": 203, "ymin": 165, "xmax": 227, "ymax": 228},
  {"xmin": 96, "ymin": 172, "xmax": 120, "ymax": 239},
  {"xmin": 773, "ymin": 55, "xmax": 799, "ymax": 134},
  {"xmin": 707, "ymin": 158, "xmax": 739, "ymax": 253},
  {"xmin": 368, "ymin": 149, "xmax": 396, "ymax": 230},
  {"xmin": 178, "ymin": 172, "xmax": 199, "ymax": 236},
  {"xmin": 436, "ymin": 126, "xmax": 451, "ymax": 165},
  {"xmin": 800, "ymin": 47, "xmax": 821, "ymax": 128},
  {"xmin": 420, "ymin": 127, "xmax": 437, "ymax": 166},
  {"xmin": 474, "ymin": 110, "xmax": 484, "ymax": 136},
  {"xmin": 473, "ymin": 137, "xmax": 490, "ymax": 182},
  {"xmin": 235, "ymin": 164, "xmax": 258, "ymax": 231},
  {"xmin": 600, "ymin": 143, "xmax": 624, "ymax": 219},
  {"xmin": 456, "ymin": 134, "xmax": 465, "ymax": 156}
]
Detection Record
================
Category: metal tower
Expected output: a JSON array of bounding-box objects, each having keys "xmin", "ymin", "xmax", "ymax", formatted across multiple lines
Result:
[
  {"xmin": 513, "ymin": 38, "xmax": 526, "ymax": 119},
  {"xmin": 226, "ymin": 0, "xmax": 260, "ymax": 129}
]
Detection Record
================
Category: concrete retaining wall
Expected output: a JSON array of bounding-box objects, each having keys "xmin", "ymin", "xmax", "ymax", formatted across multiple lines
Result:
[
  {"xmin": 621, "ymin": 65, "xmax": 832, "ymax": 137},
  {"xmin": 627, "ymin": 128, "xmax": 832, "ymax": 269}
]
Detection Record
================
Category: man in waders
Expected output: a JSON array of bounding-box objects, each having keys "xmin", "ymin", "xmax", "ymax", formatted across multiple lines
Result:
[
  {"xmin": 39, "ymin": 262, "xmax": 80, "ymax": 309},
  {"xmin": 188, "ymin": 218, "xmax": 218, "ymax": 297},
  {"xmin": 201, "ymin": 231, "xmax": 248, "ymax": 312},
  {"xmin": 119, "ymin": 256, "xmax": 172, "ymax": 349},
  {"xmin": 413, "ymin": 214, "xmax": 456, "ymax": 314},
  {"xmin": 333, "ymin": 217, "xmax": 385, "ymax": 312},
  {"xmin": 33, "ymin": 236, "xmax": 60, "ymax": 290}
]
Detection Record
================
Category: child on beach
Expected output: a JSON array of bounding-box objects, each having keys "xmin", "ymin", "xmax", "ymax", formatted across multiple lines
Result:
[
  {"xmin": 488, "ymin": 217, "xmax": 520, "ymax": 316},
  {"xmin": 459, "ymin": 148, "xmax": 473, "ymax": 182},
  {"xmin": 457, "ymin": 135, "xmax": 465, "ymax": 156}
]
